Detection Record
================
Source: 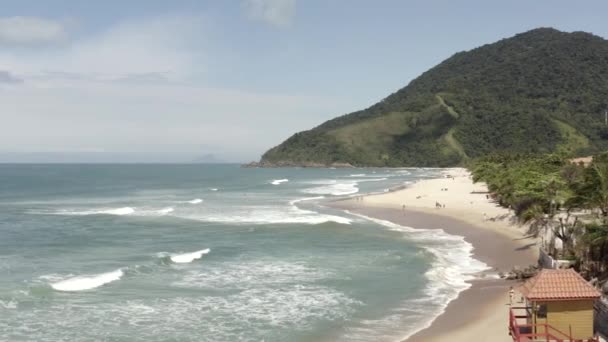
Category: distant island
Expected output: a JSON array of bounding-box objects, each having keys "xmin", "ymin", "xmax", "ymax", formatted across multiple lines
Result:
[{"xmin": 253, "ymin": 28, "xmax": 608, "ymax": 167}]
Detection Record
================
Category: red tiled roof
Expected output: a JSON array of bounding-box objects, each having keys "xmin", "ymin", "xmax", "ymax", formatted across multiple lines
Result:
[{"xmin": 518, "ymin": 269, "xmax": 601, "ymax": 301}]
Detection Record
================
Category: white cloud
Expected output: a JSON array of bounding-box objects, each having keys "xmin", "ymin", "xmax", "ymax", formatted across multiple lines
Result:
[
  {"xmin": 0, "ymin": 14, "xmax": 347, "ymax": 161},
  {"xmin": 244, "ymin": 0, "xmax": 296, "ymax": 28},
  {"xmin": 0, "ymin": 15, "xmax": 204, "ymax": 82},
  {"xmin": 0, "ymin": 15, "xmax": 340, "ymax": 161},
  {"xmin": 0, "ymin": 16, "xmax": 66, "ymax": 45}
]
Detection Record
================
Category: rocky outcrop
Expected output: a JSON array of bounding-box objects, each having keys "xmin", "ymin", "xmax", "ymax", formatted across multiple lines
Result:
[{"xmin": 501, "ymin": 265, "xmax": 540, "ymax": 280}]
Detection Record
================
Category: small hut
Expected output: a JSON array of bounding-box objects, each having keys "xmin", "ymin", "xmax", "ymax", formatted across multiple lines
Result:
[{"xmin": 509, "ymin": 269, "xmax": 601, "ymax": 341}]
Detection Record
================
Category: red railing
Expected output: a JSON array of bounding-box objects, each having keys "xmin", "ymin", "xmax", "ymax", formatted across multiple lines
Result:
[{"xmin": 509, "ymin": 306, "xmax": 599, "ymax": 342}]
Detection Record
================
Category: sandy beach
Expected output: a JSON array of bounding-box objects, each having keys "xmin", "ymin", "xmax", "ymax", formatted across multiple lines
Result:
[{"xmin": 330, "ymin": 168, "xmax": 538, "ymax": 341}]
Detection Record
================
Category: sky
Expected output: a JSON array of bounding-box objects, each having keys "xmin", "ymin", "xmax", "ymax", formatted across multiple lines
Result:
[{"xmin": 0, "ymin": 0, "xmax": 607, "ymax": 163}]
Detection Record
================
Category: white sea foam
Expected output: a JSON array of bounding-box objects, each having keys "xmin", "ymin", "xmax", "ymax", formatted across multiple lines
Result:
[
  {"xmin": 345, "ymin": 211, "xmax": 489, "ymax": 341},
  {"xmin": 5, "ymin": 261, "xmax": 359, "ymax": 340},
  {"xmin": 37, "ymin": 206, "xmax": 136, "ymax": 216},
  {"xmin": 349, "ymin": 173, "xmax": 366, "ymax": 177},
  {"xmin": 50, "ymin": 269, "xmax": 124, "ymax": 292},
  {"xmin": 289, "ymin": 196, "xmax": 325, "ymax": 205},
  {"xmin": 39, "ymin": 205, "xmax": 180, "ymax": 217},
  {"xmin": 302, "ymin": 180, "xmax": 359, "ymax": 196},
  {"xmin": 270, "ymin": 179, "xmax": 289, "ymax": 185},
  {"xmin": 180, "ymin": 207, "xmax": 352, "ymax": 225},
  {"xmin": 301, "ymin": 177, "xmax": 388, "ymax": 197},
  {"xmin": 175, "ymin": 196, "xmax": 351, "ymax": 225},
  {"xmin": 170, "ymin": 249, "xmax": 210, "ymax": 264},
  {"xmin": 210, "ymin": 188, "xmax": 218, "ymax": 191},
  {"xmin": 100, "ymin": 207, "xmax": 135, "ymax": 215},
  {"xmin": 157, "ymin": 207, "xmax": 174, "ymax": 215},
  {"xmin": 0, "ymin": 300, "xmax": 17, "ymax": 309},
  {"xmin": 4, "ymin": 289, "xmax": 358, "ymax": 341},
  {"xmin": 187, "ymin": 198, "xmax": 203, "ymax": 204}
]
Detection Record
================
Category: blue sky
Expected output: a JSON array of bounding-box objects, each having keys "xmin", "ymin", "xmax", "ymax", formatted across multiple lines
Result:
[{"xmin": 0, "ymin": 0, "xmax": 607, "ymax": 162}]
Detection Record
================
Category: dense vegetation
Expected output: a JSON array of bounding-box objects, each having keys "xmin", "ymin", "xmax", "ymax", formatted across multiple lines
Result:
[
  {"xmin": 470, "ymin": 153, "xmax": 608, "ymax": 279},
  {"xmin": 261, "ymin": 28, "xmax": 608, "ymax": 167}
]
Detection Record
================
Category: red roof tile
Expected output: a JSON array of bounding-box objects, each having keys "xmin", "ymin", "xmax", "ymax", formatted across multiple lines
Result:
[{"xmin": 518, "ymin": 269, "xmax": 600, "ymax": 301}]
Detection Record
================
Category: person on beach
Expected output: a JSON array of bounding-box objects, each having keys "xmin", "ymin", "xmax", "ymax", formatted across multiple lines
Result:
[{"xmin": 509, "ymin": 287, "xmax": 514, "ymax": 306}]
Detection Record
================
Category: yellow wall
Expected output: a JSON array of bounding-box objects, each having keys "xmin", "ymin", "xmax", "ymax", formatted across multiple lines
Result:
[{"xmin": 541, "ymin": 300, "xmax": 594, "ymax": 339}]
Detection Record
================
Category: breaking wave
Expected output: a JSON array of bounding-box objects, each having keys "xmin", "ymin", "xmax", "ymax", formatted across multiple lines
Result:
[
  {"xmin": 343, "ymin": 211, "xmax": 489, "ymax": 341},
  {"xmin": 157, "ymin": 207, "xmax": 174, "ymax": 215},
  {"xmin": 50, "ymin": 269, "xmax": 124, "ymax": 292},
  {"xmin": 175, "ymin": 197, "xmax": 351, "ymax": 225},
  {"xmin": 169, "ymin": 249, "xmax": 210, "ymax": 264},
  {"xmin": 34, "ymin": 206, "xmax": 176, "ymax": 217},
  {"xmin": 302, "ymin": 180, "xmax": 359, "ymax": 196},
  {"xmin": 270, "ymin": 179, "xmax": 289, "ymax": 185}
]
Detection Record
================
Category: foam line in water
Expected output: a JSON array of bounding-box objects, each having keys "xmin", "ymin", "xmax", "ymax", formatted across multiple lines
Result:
[
  {"xmin": 101, "ymin": 207, "xmax": 135, "ymax": 215},
  {"xmin": 0, "ymin": 299, "xmax": 17, "ymax": 309},
  {"xmin": 187, "ymin": 198, "xmax": 203, "ymax": 204},
  {"xmin": 42, "ymin": 207, "xmax": 136, "ymax": 216},
  {"xmin": 50, "ymin": 269, "xmax": 124, "ymax": 292},
  {"xmin": 302, "ymin": 180, "xmax": 359, "ymax": 196},
  {"xmin": 157, "ymin": 207, "xmax": 174, "ymax": 215},
  {"xmin": 270, "ymin": 179, "xmax": 289, "ymax": 185},
  {"xmin": 172, "ymin": 195, "xmax": 351, "ymax": 225},
  {"xmin": 170, "ymin": 249, "xmax": 210, "ymax": 263},
  {"xmin": 288, "ymin": 196, "xmax": 325, "ymax": 205}
]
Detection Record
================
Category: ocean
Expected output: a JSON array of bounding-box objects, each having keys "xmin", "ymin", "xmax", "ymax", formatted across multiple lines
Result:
[{"xmin": 0, "ymin": 164, "xmax": 487, "ymax": 341}]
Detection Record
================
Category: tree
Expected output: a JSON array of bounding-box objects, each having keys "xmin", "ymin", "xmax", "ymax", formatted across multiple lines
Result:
[{"xmin": 571, "ymin": 153, "xmax": 608, "ymax": 221}]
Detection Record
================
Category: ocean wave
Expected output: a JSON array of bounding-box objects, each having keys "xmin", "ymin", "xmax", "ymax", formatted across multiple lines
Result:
[
  {"xmin": 179, "ymin": 208, "xmax": 352, "ymax": 225},
  {"xmin": 9, "ymin": 261, "xmax": 359, "ymax": 340},
  {"xmin": 302, "ymin": 180, "xmax": 359, "ymax": 196},
  {"xmin": 169, "ymin": 249, "xmax": 210, "ymax": 264},
  {"xmin": 173, "ymin": 260, "xmax": 341, "ymax": 289},
  {"xmin": 345, "ymin": 211, "xmax": 488, "ymax": 341},
  {"xmin": 3, "ymin": 289, "xmax": 359, "ymax": 341},
  {"xmin": 270, "ymin": 179, "xmax": 289, "ymax": 185},
  {"xmin": 0, "ymin": 299, "xmax": 17, "ymax": 309},
  {"xmin": 157, "ymin": 207, "xmax": 174, "ymax": 215},
  {"xmin": 288, "ymin": 196, "xmax": 325, "ymax": 205},
  {"xmin": 33, "ymin": 206, "xmax": 136, "ymax": 216},
  {"xmin": 35, "ymin": 206, "xmax": 177, "ymax": 217},
  {"xmin": 172, "ymin": 196, "xmax": 351, "ymax": 225},
  {"xmin": 102, "ymin": 207, "xmax": 135, "ymax": 215},
  {"xmin": 49, "ymin": 269, "xmax": 124, "ymax": 292},
  {"xmin": 187, "ymin": 198, "xmax": 203, "ymax": 204},
  {"xmin": 210, "ymin": 188, "xmax": 219, "ymax": 191}
]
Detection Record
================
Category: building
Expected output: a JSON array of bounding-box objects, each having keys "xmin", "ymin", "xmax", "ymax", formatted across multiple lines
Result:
[{"xmin": 509, "ymin": 269, "xmax": 601, "ymax": 341}]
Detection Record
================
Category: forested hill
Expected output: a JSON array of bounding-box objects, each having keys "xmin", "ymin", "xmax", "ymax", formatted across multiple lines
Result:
[{"xmin": 258, "ymin": 28, "xmax": 608, "ymax": 167}]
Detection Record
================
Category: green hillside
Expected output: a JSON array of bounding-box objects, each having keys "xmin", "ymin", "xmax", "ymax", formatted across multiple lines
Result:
[{"xmin": 260, "ymin": 28, "xmax": 608, "ymax": 167}]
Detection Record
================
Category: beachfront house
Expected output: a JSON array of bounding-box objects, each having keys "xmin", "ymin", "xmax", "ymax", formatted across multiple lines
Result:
[{"xmin": 509, "ymin": 269, "xmax": 601, "ymax": 341}]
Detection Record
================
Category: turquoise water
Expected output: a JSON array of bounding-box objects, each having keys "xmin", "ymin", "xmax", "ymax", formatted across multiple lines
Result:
[{"xmin": 0, "ymin": 164, "xmax": 486, "ymax": 341}]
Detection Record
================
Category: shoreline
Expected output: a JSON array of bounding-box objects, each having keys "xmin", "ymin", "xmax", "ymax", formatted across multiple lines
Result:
[{"xmin": 328, "ymin": 169, "xmax": 538, "ymax": 341}]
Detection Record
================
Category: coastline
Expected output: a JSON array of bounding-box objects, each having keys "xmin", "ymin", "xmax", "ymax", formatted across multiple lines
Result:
[{"xmin": 328, "ymin": 168, "xmax": 538, "ymax": 341}]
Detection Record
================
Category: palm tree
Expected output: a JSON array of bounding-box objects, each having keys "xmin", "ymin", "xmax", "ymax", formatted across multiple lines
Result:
[{"xmin": 572, "ymin": 154, "xmax": 608, "ymax": 222}]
